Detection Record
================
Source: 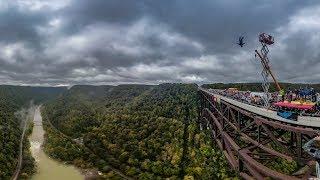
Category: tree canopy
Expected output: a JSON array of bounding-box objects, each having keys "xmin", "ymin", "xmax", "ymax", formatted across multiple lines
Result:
[{"xmin": 42, "ymin": 83, "xmax": 238, "ymax": 179}]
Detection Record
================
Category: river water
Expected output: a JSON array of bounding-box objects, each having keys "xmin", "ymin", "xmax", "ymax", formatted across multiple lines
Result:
[{"xmin": 30, "ymin": 106, "xmax": 83, "ymax": 180}]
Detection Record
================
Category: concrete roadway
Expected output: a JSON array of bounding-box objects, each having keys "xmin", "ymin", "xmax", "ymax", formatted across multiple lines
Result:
[{"xmin": 202, "ymin": 88, "xmax": 320, "ymax": 128}]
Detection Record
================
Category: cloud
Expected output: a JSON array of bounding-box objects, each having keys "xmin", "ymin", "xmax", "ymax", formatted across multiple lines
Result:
[
  {"xmin": 0, "ymin": 0, "xmax": 319, "ymax": 85},
  {"xmin": 270, "ymin": 5, "xmax": 320, "ymax": 83},
  {"xmin": 38, "ymin": 18, "xmax": 204, "ymax": 82},
  {"xmin": 17, "ymin": 0, "xmax": 71, "ymax": 11}
]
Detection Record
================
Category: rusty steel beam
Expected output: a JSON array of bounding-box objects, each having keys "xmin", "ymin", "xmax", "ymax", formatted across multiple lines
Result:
[
  {"xmin": 239, "ymin": 149, "xmax": 299, "ymax": 180},
  {"xmin": 198, "ymin": 89, "xmax": 320, "ymax": 179}
]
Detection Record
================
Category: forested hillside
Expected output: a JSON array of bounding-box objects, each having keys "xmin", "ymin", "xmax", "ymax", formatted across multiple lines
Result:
[
  {"xmin": 0, "ymin": 86, "xmax": 66, "ymax": 179},
  {"xmin": 202, "ymin": 82, "xmax": 320, "ymax": 92},
  {"xmin": 42, "ymin": 83, "xmax": 237, "ymax": 179}
]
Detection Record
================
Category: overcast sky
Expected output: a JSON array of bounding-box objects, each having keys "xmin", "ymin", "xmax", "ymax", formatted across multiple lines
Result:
[{"xmin": 0, "ymin": 0, "xmax": 320, "ymax": 86}]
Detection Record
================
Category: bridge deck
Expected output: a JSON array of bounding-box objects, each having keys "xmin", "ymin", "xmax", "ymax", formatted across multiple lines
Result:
[{"xmin": 203, "ymin": 89, "xmax": 320, "ymax": 128}]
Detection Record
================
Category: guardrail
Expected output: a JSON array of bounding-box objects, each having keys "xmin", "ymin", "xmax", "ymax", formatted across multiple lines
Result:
[{"xmin": 198, "ymin": 88, "xmax": 320, "ymax": 179}]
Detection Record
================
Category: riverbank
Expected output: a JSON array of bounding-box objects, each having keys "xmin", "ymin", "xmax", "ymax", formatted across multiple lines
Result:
[
  {"xmin": 30, "ymin": 106, "xmax": 83, "ymax": 180},
  {"xmin": 40, "ymin": 106, "xmax": 128, "ymax": 179},
  {"xmin": 12, "ymin": 105, "xmax": 36, "ymax": 180}
]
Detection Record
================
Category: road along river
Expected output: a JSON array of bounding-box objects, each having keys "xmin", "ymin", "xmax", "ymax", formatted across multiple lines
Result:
[{"xmin": 30, "ymin": 106, "xmax": 83, "ymax": 180}]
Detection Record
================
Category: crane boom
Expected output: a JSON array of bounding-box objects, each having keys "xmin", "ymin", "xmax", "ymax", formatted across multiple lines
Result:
[
  {"xmin": 255, "ymin": 50, "xmax": 281, "ymax": 92},
  {"xmin": 255, "ymin": 33, "xmax": 281, "ymax": 107}
]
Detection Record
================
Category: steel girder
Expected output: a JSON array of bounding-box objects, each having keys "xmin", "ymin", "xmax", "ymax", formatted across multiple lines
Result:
[{"xmin": 198, "ymin": 89, "xmax": 320, "ymax": 179}]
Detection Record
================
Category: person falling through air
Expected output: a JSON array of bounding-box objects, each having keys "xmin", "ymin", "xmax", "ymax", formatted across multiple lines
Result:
[{"xmin": 237, "ymin": 36, "xmax": 245, "ymax": 47}]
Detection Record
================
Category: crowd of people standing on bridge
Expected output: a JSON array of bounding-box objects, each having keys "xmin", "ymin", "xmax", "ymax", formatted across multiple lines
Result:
[
  {"xmin": 282, "ymin": 88, "xmax": 320, "ymax": 103},
  {"xmin": 211, "ymin": 88, "xmax": 320, "ymax": 111},
  {"xmin": 211, "ymin": 88, "xmax": 274, "ymax": 107}
]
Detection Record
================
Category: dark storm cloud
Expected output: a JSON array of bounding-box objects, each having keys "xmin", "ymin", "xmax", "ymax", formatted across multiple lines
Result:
[
  {"xmin": 0, "ymin": 0, "xmax": 319, "ymax": 85},
  {"xmin": 0, "ymin": 3, "xmax": 48, "ymax": 48},
  {"xmin": 61, "ymin": 0, "xmax": 311, "ymax": 54},
  {"xmin": 62, "ymin": 0, "xmax": 144, "ymax": 25}
]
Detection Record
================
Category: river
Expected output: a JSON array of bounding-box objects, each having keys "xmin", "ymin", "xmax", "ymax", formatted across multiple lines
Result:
[{"xmin": 30, "ymin": 106, "xmax": 83, "ymax": 180}]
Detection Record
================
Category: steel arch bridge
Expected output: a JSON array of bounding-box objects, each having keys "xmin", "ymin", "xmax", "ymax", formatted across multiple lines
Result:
[{"xmin": 198, "ymin": 88, "xmax": 320, "ymax": 179}]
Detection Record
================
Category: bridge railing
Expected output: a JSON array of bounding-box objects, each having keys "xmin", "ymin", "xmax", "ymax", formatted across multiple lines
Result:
[{"xmin": 198, "ymin": 88, "xmax": 319, "ymax": 179}]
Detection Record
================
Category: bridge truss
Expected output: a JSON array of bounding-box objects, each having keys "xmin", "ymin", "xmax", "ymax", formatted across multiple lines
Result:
[{"xmin": 198, "ymin": 89, "xmax": 320, "ymax": 179}]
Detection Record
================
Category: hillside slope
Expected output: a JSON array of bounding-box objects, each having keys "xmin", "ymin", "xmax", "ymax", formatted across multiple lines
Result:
[
  {"xmin": 0, "ymin": 86, "xmax": 66, "ymax": 179},
  {"xmin": 42, "ymin": 83, "xmax": 237, "ymax": 179}
]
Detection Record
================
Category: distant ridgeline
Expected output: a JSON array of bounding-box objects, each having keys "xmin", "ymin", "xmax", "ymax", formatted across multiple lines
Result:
[
  {"xmin": 202, "ymin": 83, "xmax": 320, "ymax": 92},
  {"xmin": 0, "ymin": 86, "xmax": 66, "ymax": 179},
  {"xmin": 42, "ymin": 83, "xmax": 238, "ymax": 179}
]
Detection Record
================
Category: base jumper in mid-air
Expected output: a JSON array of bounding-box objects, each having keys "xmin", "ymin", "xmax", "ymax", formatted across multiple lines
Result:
[{"xmin": 237, "ymin": 36, "xmax": 245, "ymax": 47}]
